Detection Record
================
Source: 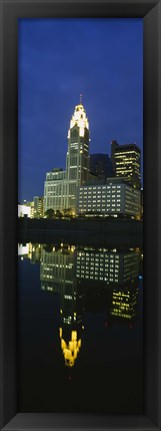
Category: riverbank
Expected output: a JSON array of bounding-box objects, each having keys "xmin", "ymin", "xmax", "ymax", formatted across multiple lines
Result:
[{"xmin": 18, "ymin": 218, "xmax": 143, "ymax": 247}]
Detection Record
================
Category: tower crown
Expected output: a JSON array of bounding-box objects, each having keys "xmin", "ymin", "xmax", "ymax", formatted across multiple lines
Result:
[{"xmin": 68, "ymin": 102, "xmax": 89, "ymax": 138}]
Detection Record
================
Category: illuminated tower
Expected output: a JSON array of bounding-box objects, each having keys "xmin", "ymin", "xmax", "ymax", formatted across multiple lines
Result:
[{"xmin": 66, "ymin": 97, "xmax": 90, "ymax": 210}]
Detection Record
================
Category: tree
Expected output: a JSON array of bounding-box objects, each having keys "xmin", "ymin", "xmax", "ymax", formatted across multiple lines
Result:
[
  {"xmin": 63, "ymin": 208, "xmax": 73, "ymax": 216},
  {"xmin": 55, "ymin": 209, "xmax": 62, "ymax": 218},
  {"xmin": 44, "ymin": 208, "xmax": 54, "ymax": 219}
]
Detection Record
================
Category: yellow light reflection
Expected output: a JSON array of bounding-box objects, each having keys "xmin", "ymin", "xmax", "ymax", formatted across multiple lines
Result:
[{"xmin": 59, "ymin": 328, "xmax": 82, "ymax": 367}]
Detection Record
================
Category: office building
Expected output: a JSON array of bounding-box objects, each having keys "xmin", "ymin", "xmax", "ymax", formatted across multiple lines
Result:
[
  {"xmin": 75, "ymin": 248, "xmax": 139, "ymax": 285},
  {"xmin": 77, "ymin": 178, "xmax": 141, "ymax": 217},
  {"xmin": 44, "ymin": 100, "xmax": 90, "ymax": 213},
  {"xmin": 66, "ymin": 101, "xmax": 90, "ymax": 209},
  {"xmin": 90, "ymin": 153, "xmax": 112, "ymax": 180},
  {"xmin": 34, "ymin": 196, "xmax": 44, "ymax": 218},
  {"xmin": 44, "ymin": 169, "xmax": 66, "ymax": 213},
  {"xmin": 112, "ymin": 143, "xmax": 141, "ymax": 188}
]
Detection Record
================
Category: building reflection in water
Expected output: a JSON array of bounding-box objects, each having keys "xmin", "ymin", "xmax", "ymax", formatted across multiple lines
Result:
[
  {"xmin": 18, "ymin": 242, "xmax": 141, "ymax": 367},
  {"xmin": 18, "ymin": 242, "xmax": 41, "ymax": 262},
  {"xmin": 40, "ymin": 244, "xmax": 84, "ymax": 367}
]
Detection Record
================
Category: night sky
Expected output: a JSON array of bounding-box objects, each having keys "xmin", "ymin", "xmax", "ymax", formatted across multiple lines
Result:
[{"xmin": 18, "ymin": 18, "xmax": 143, "ymax": 202}]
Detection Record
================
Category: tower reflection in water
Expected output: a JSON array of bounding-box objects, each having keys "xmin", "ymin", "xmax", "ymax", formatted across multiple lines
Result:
[
  {"xmin": 38, "ymin": 243, "xmax": 140, "ymax": 367},
  {"xmin": 18, "ymin": 242, "xmax": 141, "ymax": 367},
  {"xmin": 40, "ymin": 244, "xmax": 84, "ymax": 367}
]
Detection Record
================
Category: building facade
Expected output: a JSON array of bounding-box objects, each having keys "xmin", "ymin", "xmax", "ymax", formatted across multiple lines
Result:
[
  {"xmin": 44, "ymin": 169, "xmax": 66, "ymax": 212},
  {"xmin": 76, "ymin": 178, "xmax": 141, "ymax": 217},
  {"xmin": 44, "ymin": 102, "xmax": 90, "ymax": 213},
  {"xmin": 34, "ymin": 196, "xmax": 44, "ymax": 217},
  {"xmin": 76, "ymin": 247, "xmax": 139, "ymax": 285},
  {"xmin": 113, "ymin": 143, "xmax": 141, "ymax": 188},
  {"xmin": 18, "ymin": 203, "xmax": 32, "ymax": 218},
  {"xmin": 66, "ymin": 102, "xmax": 90, "ymax": 209}
]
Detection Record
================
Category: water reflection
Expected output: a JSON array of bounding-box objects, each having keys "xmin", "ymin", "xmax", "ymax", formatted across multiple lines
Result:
[{"xmin": 18, "ymin": 243, "xmax": 142, "ymax": 368}]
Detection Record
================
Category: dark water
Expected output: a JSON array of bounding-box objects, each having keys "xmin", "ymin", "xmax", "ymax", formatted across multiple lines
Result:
[{"xmin": 18, "ymin": 242, "xmax": 143, "ymax": 413}]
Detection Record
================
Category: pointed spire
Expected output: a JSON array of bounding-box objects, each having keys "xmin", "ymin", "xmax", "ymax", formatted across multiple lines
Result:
[{"xmin": 80, "ymin": 93, "xmax": 83, "ymax": 104}]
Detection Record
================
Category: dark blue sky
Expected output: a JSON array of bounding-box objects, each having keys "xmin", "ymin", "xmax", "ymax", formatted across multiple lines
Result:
[{"xmin": 18, "ymin": 18, "xmax": 143, "ymax": 202}]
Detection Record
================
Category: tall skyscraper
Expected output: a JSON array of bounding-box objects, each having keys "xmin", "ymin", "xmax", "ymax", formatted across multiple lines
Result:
[
  {"xmin": 44, "ymin": 99, "xmax": 90, "ymax": 213},
  {"xmin": 113, "ymin": 143, "xmax": 141, "ymax": 188},
  {"xmin": 66, "ymin": 101, "xmax": 90, "ymax": 209}
]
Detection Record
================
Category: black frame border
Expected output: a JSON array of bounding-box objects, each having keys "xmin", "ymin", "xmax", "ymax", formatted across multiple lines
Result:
[{"xmin": 0, "ymin": 1, "xmax": 161, "ymax": 430}]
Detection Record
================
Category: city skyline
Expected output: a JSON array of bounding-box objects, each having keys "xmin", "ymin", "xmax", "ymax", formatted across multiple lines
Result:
[{"xmin": 18, "ymin": 18, "xmax": 143, "ymax": 201}]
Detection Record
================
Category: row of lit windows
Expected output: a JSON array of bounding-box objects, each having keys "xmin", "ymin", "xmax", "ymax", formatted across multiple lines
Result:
[
  {"xmin": 78, "ymin": 202, "xmax": 122, "ymax": 207},
  {"xmin": 81, "ymin": 198, "xmax": 120, "ymax": 202},
  {"xmin": 116, "ymin": 161, "xmax": 134, "ymax": 166},
  {"xmin": 80, "ymin": 188, "xmax": 121, "ymax": 191},
  {"xmin": 77, "ymin": 265, "xmax": 119, "ymax": 271},
  {"xmin": 81, "ymin": 185, "xmax": 121, "ymax": 191},
  {"xmin": 78, "ymin": 199, "xmax": 122, "ymax": 205},
  {"xmin": 77, "ymin": 262, "xmax": 119, "ymax": 269},
  {"xmin": 79, "ymin": 208, "xmax": 122, "ymax": 212},
  {"xmin": 115, "ymin": 156, "xmax": 139, "ymax": 161},
  {"xmin": 79, "ymin": 195, "xmax": 122, "ymax": 199},
  {"xmin": 78, "ymin": 255, "xmax": 119, "ymax": 261},
  {"xmin": 77, "ymin": 256, "xmax": 120, "ymax": 265},
  {"xmin": 78, "ymin": 204, "xmax": 121, "ymax": 209},
  {"xmin": 78, "ymin": 251, "xmax": 119, "ymax": 256},
  {"xmin": 114, "ymin": 150, "xmax": 140, "ymax": 155},
  {"xmin": 77, "ymin": 254, "xmax": 120, "ymax": 260},
  {"xmin": 77, "ymin": 269, "xmax": 119, "ymax": 275},
  {"xmin": 46, "ymin": 184, "xmax": 65, "ymax": 189},
  {"xmin": 79, "ymin": 201, "xmax": 121, "ymax": 206},
  {"xmin": 77, "ymin": 263, "xmax": 119, "ymax": 272},
  {"xmin": 76, "ymin": 273, "xmax": 119, "ymax": 282},
  {"xmin": 46, "ymin": 176, "xmax": 65, "ymax": 182},
  {"xmin": 79, "ymin": 189, "xmax": 121, "ymax": 196},
  {"xmin": 79, "ymin": 198, "xmax": 121, "ymax": 203},
  {"xmin": 79, "ymin": 193, "xmax": 121, "ymax": 199}
]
